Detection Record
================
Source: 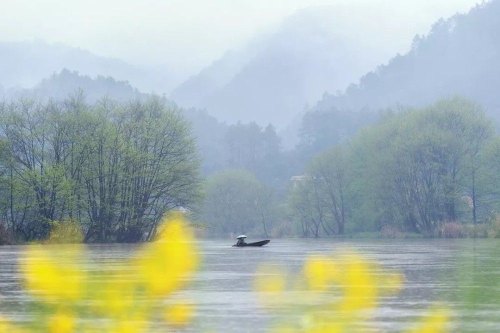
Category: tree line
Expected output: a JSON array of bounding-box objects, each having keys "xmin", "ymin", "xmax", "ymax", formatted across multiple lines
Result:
[
  {"xmin": 1, "ymin": 94, "xmax": 498, "ymax": 241},
  {"xmin": 0, "ymin": 96, "xmax": 199, "ymax": 243},
  {"xmin": 199, "ymin": 98, "xmax": 500, "ymax": 238}
]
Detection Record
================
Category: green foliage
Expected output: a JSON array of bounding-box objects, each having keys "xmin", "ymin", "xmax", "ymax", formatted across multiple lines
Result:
[
  {"xmin": 288, "ymin": 147, "xmax": 350, "ymax": 237},
  {"xmin": 297, "ymin": 107, "xmax": 376, "ymax": 164},
  {"xmin": 200, "ymin": 170, "xmax": 276, "ymax": 237},
  {"xmin": 184, "ymin": 113, "xmax": 291, "ymax": 190},
  {"xmin": 477, "ymin": 137, "xmax": 500, "ymax": 216},
  {"xmin": 350, "ymin": 98, "xmax": 495, "ymax": 233},
  {"xmin": 223, "ymin": 122, "xmax": 285, "ymax": 186},
  {"xmin": 0, "ymin": 96, "xmax": 200, "ymax": 243},
  {"xmin": 288, "ymin": 97, "xmax": 499, "ymax": 236},
  {"xmin": 47, "ymin": 219, "xmax": 83, "ymax": 244}
]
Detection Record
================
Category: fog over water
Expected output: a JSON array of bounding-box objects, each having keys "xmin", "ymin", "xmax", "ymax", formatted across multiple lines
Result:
[{"xmin": 0, "ymin": 2, "xmax": 500, "ymax": 331}]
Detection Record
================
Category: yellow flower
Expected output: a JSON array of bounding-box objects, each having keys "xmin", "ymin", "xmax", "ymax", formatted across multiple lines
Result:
[
  {"xmin": 258, "ymin": 250, "xmax": 433, "ymax": 333},
  {"xmin": 108, "ymin": 319, "xmax": 148, "ymax": 333},
  {"xmin": 405, "ymin": 307, "xmax": 450, "ymax": 333},
  {"xmin": 303, "ymin": 256, "xmax": 338, "ymax": 292},
  {"xmin": 21, "ymin": 245, "xmax": 85, "ymax": 302},
  {"xmin": 91, "ymin": 271, "xmax": 138, "ymax": 318},
  {"xmin": 0, "ymin": 316, "xmax": 26, "ymax": 333},
  {"xmin": 337, "ymin": 254, "xmax": 377, "ymax": 313},
  {"xmin": 164, "ymin": 303, "xmax": 194, "ymax": 327},
  {"xmin": 9, "ymin": 211, "xmax": 201, "ymax": 332},
  {"xmin": 48, "ymin": 311, "xmax": 75, "ymax": 333},
  {"xmin": 135, "ymin": 213, "xmax": 198, "ymax": 296}
]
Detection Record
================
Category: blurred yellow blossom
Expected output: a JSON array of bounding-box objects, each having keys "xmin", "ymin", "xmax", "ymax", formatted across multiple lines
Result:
[
  {"xmin": 5, "ymin": 212, "xmax": 199, "ymax": 333},
  {"xmin": 164, "ymin": 303, "xmax": 195, "ymax": 327},
  {"xmin": 22, "ymin": 245, "xmax": 85, "ymax": 302},
  {"xmin": 136, "ymin": 212, "xmax": 199, "ymax": 296},
  {"xmin": 108, "ymin": 319, "xmax": 148, "ymax": 333},
  {"xmin": 0, "ymin": 316, "xmax": 26, "ymax": 333},
  {"xmin": 3, "ymin": 212, "xmax": 453, "ymax": 333},
  {"xmin": 90, "ymin": 271, "xmax": 138, "ymax": 318},
  {"xmin": 338, "ymin": 254, "xmax": 377, "ymax": 313},
  {"xmin": 303, "ymin": 256, "xmax": 338, "ymax": 292},
  {"xmin": 405, "ymin": 307, "xmax": 451, "ymax": 333},
  {"xmin": 256, "ymin": 250, "xmax": 449, "ymax": 333},
  {"xmin": 47, "ymin": 311, "xmax": 75, "ymax": 333}
]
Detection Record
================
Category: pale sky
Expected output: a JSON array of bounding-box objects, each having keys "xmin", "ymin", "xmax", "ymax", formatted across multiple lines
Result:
[{"xmin": 0, "ymin": 0, "xmax": 484, "ymax": 75}]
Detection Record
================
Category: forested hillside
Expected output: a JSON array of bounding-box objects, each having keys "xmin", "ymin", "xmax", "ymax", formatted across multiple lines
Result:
[
  {"xmin": 312, "ymin": 1, "xmax": 500, "ymax": 123},
  {"xmin": 195, "ymin": 1, "xmax": 500, "ymax": 237}
]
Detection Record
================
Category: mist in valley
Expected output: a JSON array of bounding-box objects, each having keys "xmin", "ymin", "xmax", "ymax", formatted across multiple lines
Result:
[
  {"xmin": 1, "ymin": 1, "xmax": 500, "ymax": 332},
  {"xmin": 1, "ymin": 0, "xmax": 500, "ymax": 240}
]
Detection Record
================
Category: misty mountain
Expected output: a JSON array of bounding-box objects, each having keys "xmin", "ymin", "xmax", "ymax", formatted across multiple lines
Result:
[
  {"xmin": 3, "ymin": 69, "xmax": 146, "ymax": 103},
  {"xmin": 314, "ymin": 1, "xmax": 500, "ymax": 122},
  {"xmin": 0, "ymin": 40, "xmax": 177, "ymax": 93},
  {"xmin": 171, "ymin": 6, "xmax": 395, "ymax": 127},
  {"xmin": 0, "ymin": 69, "xmax": 234, "ymax": 177}
]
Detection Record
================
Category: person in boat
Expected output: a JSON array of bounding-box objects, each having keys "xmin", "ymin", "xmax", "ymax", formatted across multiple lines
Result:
[{"xmin": 235, "ymin": 235, "xmax": 247, "ymax": 246}]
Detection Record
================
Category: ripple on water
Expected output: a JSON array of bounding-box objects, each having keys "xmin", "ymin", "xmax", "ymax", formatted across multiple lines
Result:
[{"xmin": 0, "ymin": 239, "xmax": 498, "ymax": 332}]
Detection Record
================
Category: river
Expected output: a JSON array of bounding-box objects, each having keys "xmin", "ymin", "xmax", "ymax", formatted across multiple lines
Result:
[{"xmin": 1, "ymin": 239, "xmax": 499, "ymax": 332}]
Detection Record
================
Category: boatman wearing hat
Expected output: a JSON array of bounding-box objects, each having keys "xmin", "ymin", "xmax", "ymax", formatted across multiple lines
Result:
[{"xmin": 236, "ymin": 235, "xmax": 247, "ymax": 246}]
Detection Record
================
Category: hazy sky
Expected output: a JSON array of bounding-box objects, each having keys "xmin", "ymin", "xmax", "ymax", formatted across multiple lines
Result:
[{"xmin": 0, "ymin": 0, "xmax": 483, "ymax": 75}]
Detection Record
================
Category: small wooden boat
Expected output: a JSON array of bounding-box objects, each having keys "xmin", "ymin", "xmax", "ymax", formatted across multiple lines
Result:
[
  {"xmin": 232, "ymin": 235, "xmax": 270, "ymax": 247},
  {"xmin": 233, "ymin": 239, "xmax": 270, "ymax": 247}
]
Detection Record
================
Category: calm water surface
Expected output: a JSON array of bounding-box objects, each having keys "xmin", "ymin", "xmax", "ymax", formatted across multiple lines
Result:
[{"xmin": 0, "ymin": 239, "xmax": 499, "ymax": 332}]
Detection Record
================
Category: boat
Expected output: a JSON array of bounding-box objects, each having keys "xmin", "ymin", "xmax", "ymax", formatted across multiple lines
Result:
[
  {"xmin": 233, "ymin": 239, "xmax": 270, "ymax": 247},
  {"xmin": 232, "ymin": 235, "xmax": 270, "ymax": 247}
]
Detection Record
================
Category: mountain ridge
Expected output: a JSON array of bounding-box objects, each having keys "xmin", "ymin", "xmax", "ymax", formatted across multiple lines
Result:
[
  {"xmin": 0, "ymin": 39, "xmax": 178, "ymax": 93},
  {"xmin": 311, "ymin": 1, "xmax": 500, "ymax": 122},
  {"xmin": 170, "ymin": 5, "xmax": 399, "ymax": 127}
]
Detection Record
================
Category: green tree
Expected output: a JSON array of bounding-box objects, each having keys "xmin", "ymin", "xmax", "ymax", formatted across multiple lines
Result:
[
  {"xmin": 288, "ymin": 147, "xmax": 350, "ymax": 237},
  {"xmin": 348, "ymin": 98, "xmax": 494, "ymax": 233},
  {"xmin": 224, "ymin": 122, "xmax": 285, "ymax": 186},
  {"xmin": 477, "ymin": 137, "xmax": 500, "ymax": 219},
  {"xmin": 290, "ymin": 97, "xmax": 496, "ymax": 236},
  {"xmin": 200, "ymin": 170, "xmax": 275, "ymax": 237},
  {"xmin": 82, "ymin": 98, "xmax": 200, "ymax": 242},
  {"xmin": 0, "ymin": 96, "xmax": 200, "ymax": 242},
  {"xmin": 0, "ymin": 99, "xmax": 71, "ymax": 239}
]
